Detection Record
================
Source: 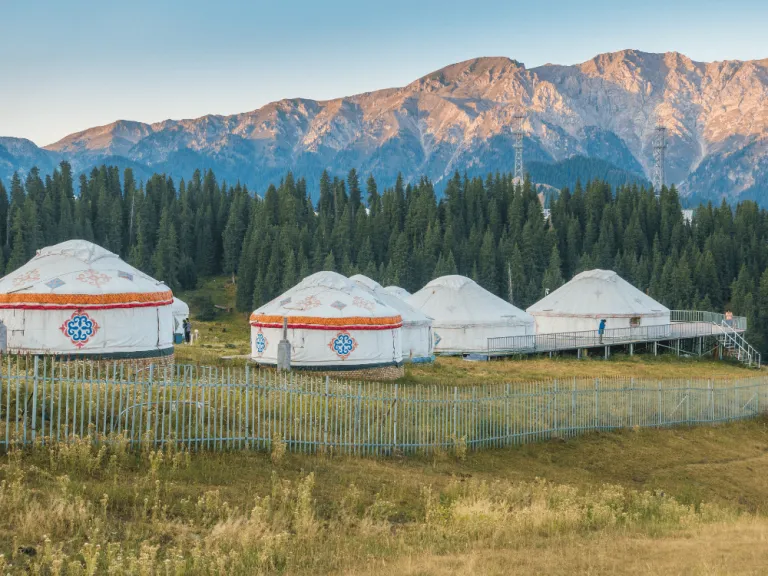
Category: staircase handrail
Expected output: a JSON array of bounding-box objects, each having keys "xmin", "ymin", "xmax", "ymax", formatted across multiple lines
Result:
[{"xmin": 719, "ymin": 320, "xmax": 761, "ymax": 368}]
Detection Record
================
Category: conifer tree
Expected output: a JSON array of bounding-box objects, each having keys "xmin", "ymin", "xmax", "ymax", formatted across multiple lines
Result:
[
  {"xmin": 542, "ymin": 245, "xmax": 565, "ymax": 294},
  {"xmin": 433, "ymin": 251, "xmax": 458, "ymax": 277},
  {"xmin": 323, "ymin": 251, "xmax": 336, "ymax": 272},
  {"xmin": 152, "ymin": 207, "xmax": 180, "ymax": 290},
  {"xmin": 6, "ymin": 210, "xmax": 26, "ymax": 272},
  {"xmin": 478, "ymin": 229, "xmax": 498, "ymax": 293}
]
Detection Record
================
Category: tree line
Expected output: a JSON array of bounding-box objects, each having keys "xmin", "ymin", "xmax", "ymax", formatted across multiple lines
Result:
[{"xmin": 2, "ymin": 162, "xmax": 768, "ymax": 351}]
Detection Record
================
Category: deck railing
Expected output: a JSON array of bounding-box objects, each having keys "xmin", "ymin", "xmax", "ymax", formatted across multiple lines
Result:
[
  {"xmin": 489, "ymin": 321, "xmax": 722, "ymax": 356},
  {"xmin": 487, "ymin": 310, "xmax": 749, "ymax": 357},
  {"xmin": 0, "ymin": 355, "xmax": 766, "ymax": 455},
  {"xmin": 670, "ymin": 310, "xmax": 747, "ymax": 330}
]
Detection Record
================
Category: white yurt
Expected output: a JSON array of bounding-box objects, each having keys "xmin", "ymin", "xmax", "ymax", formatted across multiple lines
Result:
[
  {"xmin": 527, "ymin": 269, "xmax": 670, "ymax": 334},
  {"xmin": 250, "ymin": 271, "xmax": 404, "ymax": 379},
  {"xmin": 408, "ymin": 275, "xmax": 535, "ymax": 354},
  {"xmin": 384, "ymin": 286, "xmax": 411, "ymax": 299},
  {"xmin": 350, "ymin": 274, "xmax": 433, "ymax": 363},
  {"xmin": 0, "ymin": 240, "xmax": 174, "ymax": 360},
  {"xmin": 171, "ymin": 297, "xmax": 190, "ymax": 343}
]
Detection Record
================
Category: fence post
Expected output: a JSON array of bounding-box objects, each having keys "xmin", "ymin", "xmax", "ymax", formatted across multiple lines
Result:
[
  {"xmin": 504, "ymin": 383, "xmax": 510, "ymax": 444},
  {"xmin": 571, "ymin": 378, "xmax": 576, "ymax": 432},
  {"xmin": 553, "ymin": 379, "xmax": 558, "ymax": 437},
  {"xmin": 356, "ymin": 383, "xmax": 362, "ymax": 456},
  {"xmin": 709, "ymin": 380, "xmax": 714, "ymax": 422},
  {"xmin": 31, "ymin": 355, "xmax": 39, "ymax": 444},
  {"xmin": 147, "ymin": 364, "xmax": 154, "ymax": 437},
  {"xmin": 472, "ymin": 387, "xmax": 477, "ymax": 449},
  {"xmin": 629, "ymin": 377, "xmax": 633, "ymax": 428},
  {"xmin": 324, "ymin": 375, "xmax": 329, "ymax": 450},
  {"xmin": 452, "ymin": 386, "xmax": 458, "ymax": 442},
  {"xmin": 245, "ymin": 364, "xmax": 250, "ymax": 450},
  {"xmin": 594, "ymin": 378, "xmax": 599, "ymax": 430},
  {"xmin": 657, "ymin": 381, "xmax": 662, "ymax": 427},
  {"xmin": 393, "ymin": 383, "xmax": 399, "ymax": 453}
]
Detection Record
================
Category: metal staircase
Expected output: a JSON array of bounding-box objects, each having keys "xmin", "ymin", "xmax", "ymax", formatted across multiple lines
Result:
[{"xmin": 718, "ymin": 321, "xmax": 761, "ymax": 368}]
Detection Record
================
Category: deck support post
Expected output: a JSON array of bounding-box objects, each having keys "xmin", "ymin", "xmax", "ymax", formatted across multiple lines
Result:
[
  {"xmin": 654, "ymin": 341, "xmax": 658, "ymax": 356},
  {"xmin": 629, "ymin": 343, "xmax": 634, "ymax": 356},
  {"xmin": 577, "ymin": 348, "xmax": 582, "ymax": 359},
  {"xmin": 604, "ymin": 345, "xmax": 610, "ymax": 360}
]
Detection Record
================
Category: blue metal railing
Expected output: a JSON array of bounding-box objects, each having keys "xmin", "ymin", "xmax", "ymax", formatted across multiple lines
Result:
[{"xmin": 488, "ymin": 310, "xmax": 749, "ymax": 357}]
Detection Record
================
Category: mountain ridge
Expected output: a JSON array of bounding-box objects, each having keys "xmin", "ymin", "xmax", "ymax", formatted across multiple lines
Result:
[{"xmin": 2, "ymin": 49, "xmax": 767, "ymax": 202}]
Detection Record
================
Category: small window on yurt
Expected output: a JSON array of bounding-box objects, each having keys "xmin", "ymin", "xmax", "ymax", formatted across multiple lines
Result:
[{"xmin": 630, "ymin": 317, "xmax": 641, "ymax": 327}]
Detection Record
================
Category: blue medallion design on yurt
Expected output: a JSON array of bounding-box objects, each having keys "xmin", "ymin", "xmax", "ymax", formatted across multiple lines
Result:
[
  {"xmin": 329, "ymin": 331, "xmax": 357, "ymax": 359},
  {"xmin": 255, "ymin": 331, "xmax": 268, "ymax": 356},
  {"xmin": 60, "ymin": 311, "xmax": 100, "ymax": 348}
]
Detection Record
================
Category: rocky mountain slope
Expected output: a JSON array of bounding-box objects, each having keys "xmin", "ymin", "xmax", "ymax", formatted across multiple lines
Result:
[{"xmin": 3, "ymin": 49, "xmax": 767, "ymax": 202}]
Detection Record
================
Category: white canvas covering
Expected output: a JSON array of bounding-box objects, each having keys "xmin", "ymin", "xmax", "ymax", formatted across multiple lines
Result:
[
  {"xmin": 350, "ymin": 274, "xmax": 433, "ymax": 362},
  {"xmin": 250, "ymin": 271, "xmax": 403, "ymax": 370},
  {"xmin": 408, "ymin": 275, "xmax": 535, "ymax": 354},
  {"xmin": 171, "ymin": 298, "xmax": 190, "ymax": 335},
  {"xmin": 383, "ymin": 286, "xmax": 411, "ymax": 299},
  {"xmin": 0, "ymin": 240, "xmax": 173, "ymax": 358},
  {"xmin": 527, "ymin": 269, "xmax": 670, "ymax": 334}
]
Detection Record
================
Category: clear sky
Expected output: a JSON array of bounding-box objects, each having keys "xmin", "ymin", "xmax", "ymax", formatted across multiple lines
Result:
[{"xmin": 1, "ymin": 0, "xmax": 766, "ymax": 146}]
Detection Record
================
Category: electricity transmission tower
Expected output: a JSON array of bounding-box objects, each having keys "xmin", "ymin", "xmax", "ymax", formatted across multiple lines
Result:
[
  {"xmin": 512, "ymin": 111, "xmax": 526, "ymax": 183},
  {"xmin": 652, "ymin": 123, "xmax": 667, "ymax": 195}
]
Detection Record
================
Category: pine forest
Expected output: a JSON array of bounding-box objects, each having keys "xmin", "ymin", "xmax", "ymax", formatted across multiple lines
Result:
[{"xmin": 2, "ymin": 162, "xmax": 767, "ymax": 352}]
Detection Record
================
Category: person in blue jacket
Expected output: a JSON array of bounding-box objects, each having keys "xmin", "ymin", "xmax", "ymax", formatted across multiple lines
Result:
[{"xmin": 598, "ymin": 318, "xmax": 606, "ymax": 343}]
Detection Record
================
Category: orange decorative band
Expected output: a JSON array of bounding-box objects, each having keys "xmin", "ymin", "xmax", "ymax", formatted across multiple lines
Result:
[
  {"xmin": 0, "ymin": 290, "xmax": 174, "ymax": 310},
  {"xmin": 250, "ymin": 313, "xmax": 403, "ymax": 331}
]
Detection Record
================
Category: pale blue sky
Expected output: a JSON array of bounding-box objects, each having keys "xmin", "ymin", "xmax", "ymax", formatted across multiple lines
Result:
[{"xmin": 1, "ymin": 0, "xmax": 766, "ymax": 146}]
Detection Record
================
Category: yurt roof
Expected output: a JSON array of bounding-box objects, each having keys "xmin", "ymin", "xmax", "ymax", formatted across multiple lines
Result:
[
  {"xmin": 0, "ymin": 240, "xmax": 172, "ymax": 309},
  {"xmin": 350, "ymin": 274, "xmax": 431, "ymax": 327},
  {"xmin": 408, "ymin": 275, "xmax": 533, "ymax": 327},
  {"xmin": 526, "ymin": 269, "xmax": 669, "ymax": 318},
  {"xmin": 250, "ymin": 271, "xmax": 403, "ymax": 330},
  {"xmin": 383, "ymin": 285, "xmax": 411, "ymax": 299},
  {"xmin": 171, "ymin": 297, "xmax": 190, "ymax": 317}
]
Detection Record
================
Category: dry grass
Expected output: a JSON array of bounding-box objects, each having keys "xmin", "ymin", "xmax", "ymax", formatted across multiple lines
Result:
[
  {"xmin": 364, "ymin": 519, "xmax": 768, "ymax": 575},
  {"xmin": 2, "ymin": 418, "xmax": 768, "ymax": 573}
]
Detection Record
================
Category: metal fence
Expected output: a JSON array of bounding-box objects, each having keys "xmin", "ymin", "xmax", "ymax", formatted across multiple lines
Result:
[
  {"xmin": 1, "ymin": 355, "xmax": 766, "ymax": 455},
  {"xmin": 488, "ymin": 321, "xmax": 727, "ymax": 356},
  {"xmin": 670, "ymin": 309, "xmax": 748, "ymax": 330}
]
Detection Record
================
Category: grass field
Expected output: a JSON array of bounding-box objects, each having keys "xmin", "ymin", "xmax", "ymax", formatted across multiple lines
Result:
[{"xmin": 2, "ymin": 418, "xmax": 768, "ymax": 574}]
